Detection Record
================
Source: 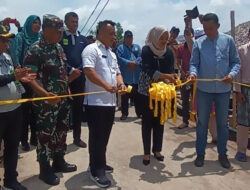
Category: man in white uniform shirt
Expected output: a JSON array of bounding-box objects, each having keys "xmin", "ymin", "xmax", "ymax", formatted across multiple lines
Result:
[{"xmin": 82, "ymin": 20, "xmax": 126, "ymax": 188}]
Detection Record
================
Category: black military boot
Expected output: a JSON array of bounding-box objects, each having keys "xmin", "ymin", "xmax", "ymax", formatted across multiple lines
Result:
[
  {"xmin": 52, "ymin": 156, "xmax": 77, "ymax": 173},
  {"xmin": 39, "ymin": 161, "xmax": 60, "ymax": 185},
  {"xmin": 3, "ymin": 181, "xmax": 28, "ymax": 190}
]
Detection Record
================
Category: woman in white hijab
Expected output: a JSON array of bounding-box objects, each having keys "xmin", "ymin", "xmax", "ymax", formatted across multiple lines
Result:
[{"xmin": 138, "ymin": 26, "xmax": 176, "ymax": 165}]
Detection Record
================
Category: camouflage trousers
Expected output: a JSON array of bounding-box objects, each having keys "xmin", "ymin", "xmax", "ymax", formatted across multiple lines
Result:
[{"xmin": 33, "ymin": 98, "xmax": 70, "ymax": 163}]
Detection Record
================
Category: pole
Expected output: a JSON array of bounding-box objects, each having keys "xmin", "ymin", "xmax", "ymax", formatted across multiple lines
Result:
[{"xmin": 230, "ymin": 10, "xmax": 237, "ymax": 129}]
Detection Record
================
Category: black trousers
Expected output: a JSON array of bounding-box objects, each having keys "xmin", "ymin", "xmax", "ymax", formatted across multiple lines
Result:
[
  {"xmin": 140, "ymin": 94, "xmax": 164, "ymax": 155},
  {"xmin": 69, "ymin": 74, "xmax": 85, "ymax": 141},
  {"xmin": 21, "ymin": 84, "xmax": 37, "ymax": 144},
  {"xmin": 0, "ymin": 106, "xmax": 22, "ymax": 186},
  {"xmin": 121, "ymin": 84, "xmax": 141, "ymax": 117},
  {"xmin": 85, "ymin": 105, "xmax": 115, "ymax": 175},
  {"xmin": 180, "ymin": 84, "xmax": 193, "ymax": 125}
]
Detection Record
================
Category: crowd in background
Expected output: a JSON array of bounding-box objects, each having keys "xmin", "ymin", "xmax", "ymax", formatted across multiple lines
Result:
[{"xmin": 0, "ymin": 10, "xmax": 249, "ymax": 189}]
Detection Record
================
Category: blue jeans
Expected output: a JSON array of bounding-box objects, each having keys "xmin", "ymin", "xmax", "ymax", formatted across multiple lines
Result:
[{"xmin": 196, "ymin": 89, "xmax": 230, "ymax": 155}]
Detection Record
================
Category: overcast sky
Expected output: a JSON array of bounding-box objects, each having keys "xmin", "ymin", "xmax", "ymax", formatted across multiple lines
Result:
[{"xmin": 1, "ymin": 0, "xmax": 250, "ymax": 45}]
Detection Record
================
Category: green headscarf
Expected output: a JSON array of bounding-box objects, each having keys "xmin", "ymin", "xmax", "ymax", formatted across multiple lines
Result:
[{"xmin": 23, "ymin": 15, "xmax": 41, "ymax": 46}]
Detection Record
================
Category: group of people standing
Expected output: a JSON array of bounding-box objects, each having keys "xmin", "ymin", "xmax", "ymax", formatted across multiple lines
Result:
[
  {"xmin": 0, "ymin": 12, "xmax": 91, "ymax": 189},
  {"xmin": 0, "ymin": 10, "xmax": 249, "ymax": 190}
]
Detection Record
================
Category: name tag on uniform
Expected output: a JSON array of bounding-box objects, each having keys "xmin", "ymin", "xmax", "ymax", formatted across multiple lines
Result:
[
  {"xmin": 63, "ymin": 38, "xmax": 68, "ymax": 45},
  {"xmin": 102, "ymin": 55, "xmax": 107, "ymax": 58}
]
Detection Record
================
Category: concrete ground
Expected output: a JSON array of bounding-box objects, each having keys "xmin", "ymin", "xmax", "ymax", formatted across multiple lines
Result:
[{"xmin": 1, "ymin": 107, "xmax": 250, "ymax": 190}]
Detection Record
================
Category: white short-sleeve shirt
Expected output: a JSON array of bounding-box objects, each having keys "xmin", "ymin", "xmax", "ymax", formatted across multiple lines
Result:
[{"xmin": 82, "ymin": 41, "xmax": 120, "ymax": 106}]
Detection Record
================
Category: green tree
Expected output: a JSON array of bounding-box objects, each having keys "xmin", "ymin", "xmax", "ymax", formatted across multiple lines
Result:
[
  {"xmin": 115, "ymin": 22, "xmax": 123, "ymax": 44},
  {"xmin": 89, "ymin": 29, "xmax": 96, "ymax": 36}
]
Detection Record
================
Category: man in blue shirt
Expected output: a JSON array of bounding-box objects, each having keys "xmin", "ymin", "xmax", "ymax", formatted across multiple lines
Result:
[
  {"xmin": 116, "ymin": 30, "xmax": 142, "ymax": 120},
  {"xmin": 60, "ymin": 12, "xmax": 88, "ymax": 148},
  {"xmin": 188, "ymin": 13, "xmax": 241, "ymax": 169}
]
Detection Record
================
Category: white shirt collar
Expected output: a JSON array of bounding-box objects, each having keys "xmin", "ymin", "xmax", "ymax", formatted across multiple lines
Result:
[
  {"xmin": 65, "ymin": 30, "xmax": 79, "ymax": 46},
  {"xmin": 96, "ymin": 40, "xmax": 111, "ymax": 51},
  {"xmin": 65, "ymin": 30, "xmax": 79, "ymax": 37}
]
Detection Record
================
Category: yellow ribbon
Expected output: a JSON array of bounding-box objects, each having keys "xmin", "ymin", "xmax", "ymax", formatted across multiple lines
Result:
[
  {"xmin": 192, "ymin": 78, "xmax": 250, "ymax": 88},
  {"xmin": 126, "ymin": 85, "xmax": 133, "ymax": 93},
  {"xmin": 0, "ymin": 85, "xmax": 133, "ymax": 106},
  {"xmin": 1, "ymin": 76, "xmax": 249, "ymax": 123},
  {"xmin": 149, "ymin": 82, "xmax": 177, "ymax": 125},
  {"xmin": 149, "ymin": 78, "xmax": 250, "ymax": 125}
]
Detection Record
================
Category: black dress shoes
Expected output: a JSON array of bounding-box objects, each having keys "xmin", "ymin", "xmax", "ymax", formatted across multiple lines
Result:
[
  {"xmin": 74, "ymin": 139, "xmax": 87, "ymax": 148},
  {"xmin": 153, "ymin": 153, "xmax": 164, "ymax": 161},
  {"xmin": 143, "ymin": 159, "xmax": 150, "ymax": 165},
  {"xmin": 120, "ymin": 115, "xmax": 127, "ymax": 120},
  {"xmin": 219, "ymin": 154, "xmax": 231, "ymax": 169},
  {"xmin": 194, "ymin": 154, "xmax": 205, "ymax": 167},
  {"xmin": 143, "ymin": 155, "xmax": 150, "ymax": 165},
  {"xmin": 52, "ymin": 158, "xmax": 77, "ymax": 173}
]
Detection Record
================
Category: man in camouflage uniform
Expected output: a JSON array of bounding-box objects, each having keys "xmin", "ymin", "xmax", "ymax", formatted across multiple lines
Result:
[{"xmin": 24, "ymin": 14, "xmax": 77, "ymax": 186}]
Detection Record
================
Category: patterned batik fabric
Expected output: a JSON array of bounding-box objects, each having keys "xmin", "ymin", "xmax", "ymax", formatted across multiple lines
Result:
[{"xmin": 138, "ymin": 71, "xmax": 153, "ymax": 96}]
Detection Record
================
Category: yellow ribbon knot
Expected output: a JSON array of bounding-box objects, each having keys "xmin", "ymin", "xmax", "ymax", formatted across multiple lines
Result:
[{"xmin": 148, "ymin": 82, "xmax": 177, "ymax": 125}]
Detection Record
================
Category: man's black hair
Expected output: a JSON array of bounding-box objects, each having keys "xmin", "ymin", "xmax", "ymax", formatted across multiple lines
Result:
[
  {"xmin": 96, "ymin": 20, "xmax": 116, "ymax": 35},
  {"xmin": 170, "ymin": 26, "xmax": 180, "ymax": 35},
  {"xmin": 202, "ymin": 13, "xmax": 219, "ymax": 24},
  {"xmin": 65, "ymin": 12, "xmax": 78, "ymax": 21}
]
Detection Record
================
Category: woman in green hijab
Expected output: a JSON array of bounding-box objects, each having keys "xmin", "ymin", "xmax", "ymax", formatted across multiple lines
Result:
[
  {"xmin": 10, "ymin": 15, "xmax": 41, "ymax": 152},
  {"xmin": 11, "ymin": 15, "xmax": 41, "ymax": 67}
]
